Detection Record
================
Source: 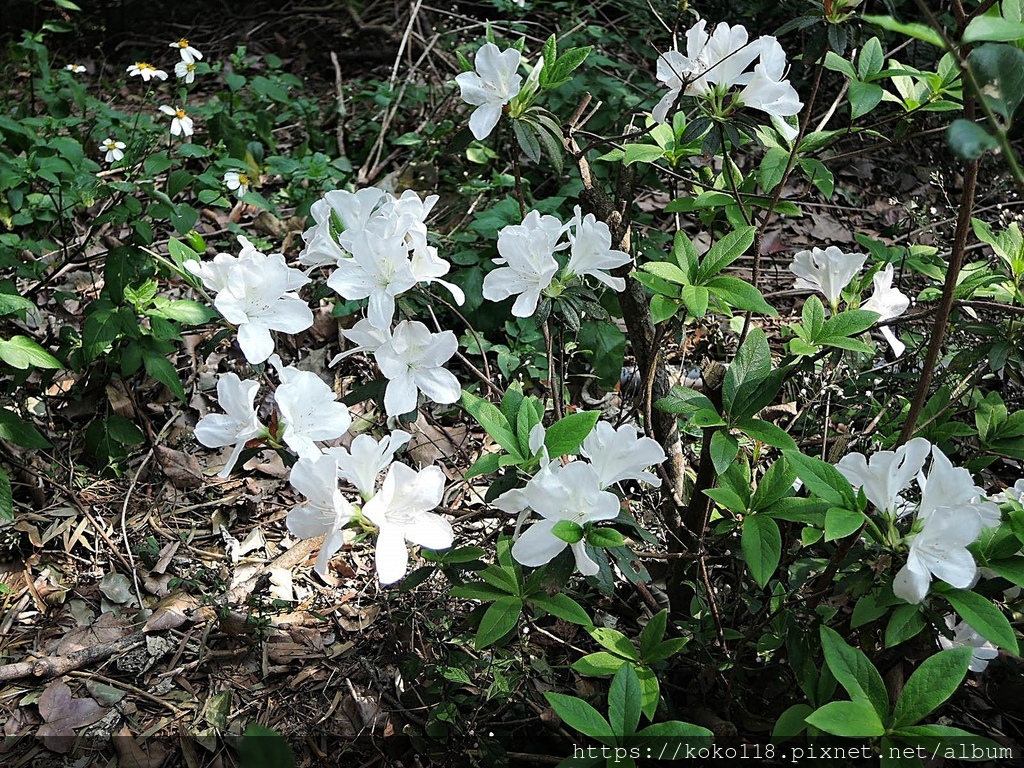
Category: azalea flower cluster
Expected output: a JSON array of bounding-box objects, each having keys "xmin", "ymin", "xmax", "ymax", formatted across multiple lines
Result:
[
  {"xmin": 653, "ymin": 20, "xmax": 802, "ymax": 137},
  {"xmin": 789, "ymin": 246, "xmax": 911, "ymax": 357},
  {"xmin": 494, "ymin": 422, "xmax": 666, "ymax": 575},
  {"xmin": 481, "ymin": 207, "xmax": 632, "ymax": 317},
  {"xmin": 835, "ymin": 438, "xmax": 1002, "ymax": 604}
]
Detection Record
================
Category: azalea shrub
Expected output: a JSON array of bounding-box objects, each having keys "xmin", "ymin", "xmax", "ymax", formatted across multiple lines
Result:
[{"xmin": 5, "ymin": 1, "xmax": 1024, "ymax": 766}]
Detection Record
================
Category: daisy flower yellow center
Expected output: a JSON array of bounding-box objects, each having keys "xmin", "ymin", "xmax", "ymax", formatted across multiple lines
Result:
[
  {"xmin": 237, "ymin": 173, "xmax": 250, "ymax": 185},
  {"xmin": 175, "ymin": 108, "xmax": 187, "ymax": 119},
  {"xmin": 136, "ymin": 62, "xmax": 155, "ymax": 71},
  {"xmin": 175, "ymin": 38, "xmax": 190, "ymax": 49},
  {"xmin": 105, "ymin": 140, "xmax": 117, "ymax": 149},
  {"xmin": 185, "ymin": 63, "xmax": 196, "ymax": 72}
]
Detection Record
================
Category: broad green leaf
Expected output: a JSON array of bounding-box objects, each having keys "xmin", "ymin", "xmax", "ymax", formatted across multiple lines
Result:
[
  {"xmin": 942, "ymin": 588, "xmax": 1019, "ymax": 653},
  {"xmin": 772, "ymin": 703, "xmax": 813, "ymax": 742},
  {"xmin": 0, "ymin": 293, "xmax": 34, "ymax": 316},
  {"xmin": 586, "ymin": 527, "xmax": 625, "ymax": 548},
  {"xmin": 633, "ymin": 720, "xmax": 713, "ymax": 748},
  {"xmin": 639, "ymin": 610, "xmax": 668, "ymax": 659},
  {"xmin": 672, "ymin": 231, "xmax": 698, "ymax": 280},
  {"xmin": 705, "ymin": 276, "xmax": 778, "ymax": 316},
  {"xmin": 823, "ymin": 50, "xmax": 856, "ymax": 79},
  {"xmin": 528, "ymin": 592, "xmax": 592, "ymax": 626},
  {"xmin": 758, "ymin": 147, "xmax": 790, "ymax": 194},
  {"xmin": 805, "ymin": 699, "xmax": 885, "ymax": 737},
  {"xmin": 824, "ymin": 506, "xmax": 865, "ymax": 541},
  {"xmin": 0, "ymin": 336, "xmax": 62, "ymax": 369},
  {"xmin": 477, "ymin": 564, "xmax": 520, "ymax": 595},
  {"xmin": 822, "ymin": 310, "xmax": 879, "ymax": 340},
  {"xmin": 849, "ymin": 80, "xmax": 884, "ymax": 120},
  {"xmin": 552, "ymin": 519, "xmax": 585, "ymax": 543},
  {"xmin": 710, "ymin": 430, "xmax": 739, "ymax": 475},
  {"xmin": 861, "ymin": 14, "xmax": 946, "ymax": 49},
  {"xmin": 736, "ymin": 418, "xmax": 797, "ymax": 450},
  {"xmin": 589, "ymin": 627, "xmax": 639, "ymax": 660},
  {"xmin": 609, "ymin": 664, "xmax": 642, "ymax": 736},
  {"xmin": 143, "ymin": 351, "xmax": 187, "ymax": 401},
  {"xmin": 0, "ymin": 467, "xmax": 12, "ymax": 523},
  {"xmin": 859, "ymin": 37, "xmax": 885, "ymax": 80},
  {"xmin": 681, "ymin": 284, "xmax": 709, "ymax": 318},
  {"xmin": 623, "ymin": 143, "xmax": 667, "ymax": 166},
  {"xmin": 963, "ymin": 16, "xmax": 1024, "ymax": 43},
  {"xmin": 475, "ymin": 596, "xmax": 523, "ymax": 649},
  {"xmin": 969, "ymin": 44, "xmax": 1024, "ymax": 120},
  {"xmin": 742, "ymin": 515, "xmax": 782, "ymax": 588},
  {"xmin": 723, "ymin": 328, "xmax": 771, "ymax": 416},
  {"xmin": 802, "ymin": 295, "xmax": 825, "ymax": 337},
  {"xmin": 465, "ymin": 453, "xmax": 501, "ymax": 479},
  {"xmin": 785, "ymin": 450, "xmax": 856, "ymax": 507},
  {"xmin": 751, "ymin": 457, "xmax": 796, "ymax": 511},
  {"xmin": 573, "ymin": 652, "xmax": 629, "ymax": 676},
  {"xmin": 984, "ymin": 557, "xmax": 1024, "ymax": 587},
  {"xmin": 655, "ymin": 387, "xmax": 716, "ymax": 416},
  {"xmin": 461, "ymin": 390, "xmax": 524, "ymax": 461},
  {"xmin": 697, "ymin": 225, "xmax": 757, "ymax": 282},
  {"xmin": 450, "ymin": 582, "xmax": 518, "ymax": 601},
  {"xmin": 641, "ymin": 261, "xmax": 690, "ymax": 285},
  {"xmin": 544, "ymin": 693, "xmax": 615, "ymax": 744},
  {"xmin": 947, "ymin": 119, "xmax": 999, "ymax": 160},
  {"xmin": 148, "ymin": 299, "xmax": 217, "ymax": 325},
  {"xmin": 891, "ymin": 647, "xmax": 973, "ymax": 727},
  {"xmin": 819, "ymin": 626, "xmax": 889, "ymax": 718},
  {"xmin": 105, "ymin": 414, "xmax": 144, "ymax": 446},
  {"xmin": 545, "ymin": 410, "xmax": 600, "ymax": 458},
  {"xmin": 884, "ymin": 603, "xmax": 926, "ymax": 647},
  {"xmin": 239, "ymin": 724, "xmax": 295, "ymax": 768},
  {"xmin": 0, "ymin": 409, "xmax": 51, "ymax": 448}
]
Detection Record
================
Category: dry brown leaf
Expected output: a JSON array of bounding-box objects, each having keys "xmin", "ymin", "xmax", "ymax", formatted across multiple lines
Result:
[
  {"xmin": 336, "ymin": 603, "xmax": 380, "ymax": 632},
  {"xmin": 57, "ymin": 611, "xmax": 132, "ymax": 655},
  {"xmin": 156, "ymin": 446, "xmax": 203, "ymax": 489},
  {"xmin": 114, "ymin": 725, "xmax": 167, "ymax": 768},
  {"xmin": 808, "ymin": 214, "xmax": 854, "ymax": 243},
  {"xmin": 145, "ymin": 592, "xmax": 199, "ymax": 632},
  {"xmin": 36, "ymin": 679, "xmax": 107, "ymax": 753},
  {"xmin": 407, "ymin": 414, "xmax": 467, "ymax": 466}
]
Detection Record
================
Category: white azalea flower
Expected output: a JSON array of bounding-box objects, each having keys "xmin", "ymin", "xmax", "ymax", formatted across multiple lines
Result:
[
  {"xmin": 194, "ymin": 373, "xmax": 266, "ymax": 477},
  {"xmin": 835, "ymin": 437, "xmax": 930, "ymax": 518},
  {"xmin": 170, "ymin": 38, "xmax": 203, "ymax": 64},
  {"xmin": 270, "ymin": 356, "xmax": 352, "ymax": 460},
  {"xmin": 507, "ymin": 461, "xmax": 621, "ymax": 575},
  {"xmin": 893, "ymin": 504, "xmax": 984, "ymax": 604},
  {"xmin": 938, "ymin": 615, "xmax": 999, "ymax": 672},
  {"xmin": 362, "ymin": 463, "xmax": 453, "ymax": 584},
  {"xmin": 565, "ymin": 207, "xmax": 630, "ymax": 291},
  {"xmin": 174, "ymin": 60, "xmax": 197, "ymax": 84},
  {"xmin": 326, "ymin": 430, "xmax": 412, "ymax": 500},
  {"xmin": 286, "ymin": 455, "xmax": 355, "ymax": 578},
  {"xmin": 789, "ymin": 246, "xmax": 867, "ymax": 306},
  {"xmin": 374, "ymin": 320, "xmax": 461, "ymax": 416},
  {"xmin": 65, "ymin": 64, "xmax": 86, "ymax": 74},
  {"xmin": 918, "ymin": 445, "xmax": 1001, "ymax": 528},
  {"xmin": 223, "ymin": 170, "xmax": 250, "ymax": 199},
  {"xmin": 482, "ymin": 210, "xmax": 564, "ymax": 317},
  {"xmin": 298, "ymin": 197, "xmax": 350, "ymax": 268},
  {"xmin": 991, "ymin": 479, "xmax": 1024, "ymax": 504},
  {"xmin": 326, "ymin": 229, "xmax": 417, "ymax": 330},
  {"xmin": 101, "ymin": 138, "xmax": 126, "ymax": 163},
  {"xmin": 862, "ymin": 264, "xmax": 911, "ymax": 357},
  {"xmin": 185, "ymin": 239, "xmax": 313, "ymax": 363},
  {"xmin": 580, "ymin": 421, "xmax": 666, "ymax": 490},
  {"xmin": 127, "ymin": 62, "xmax": 167, "ymax": 81},
  {"xmin": 330, "ymin": 318, "xmax": 393, "ymax": 366},
  {"xmin": 652, "ymin": 20, "xmax": 801, "ymax": 124},
  {"xmin": 158, "ymin": 105, "xmax": 194, "ymax": 138},
  {"xmin": 455, "ymin": 42, "xmax": 523, "ymax": 140}
]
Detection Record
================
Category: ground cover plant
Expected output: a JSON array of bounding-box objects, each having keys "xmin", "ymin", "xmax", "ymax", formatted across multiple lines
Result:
[{"xmin": 3, "ymin": 0, "xmax": 1024, "ymax": 765}]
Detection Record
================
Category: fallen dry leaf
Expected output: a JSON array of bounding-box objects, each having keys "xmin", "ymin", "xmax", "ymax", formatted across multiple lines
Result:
[
  {"xmin": 114, "ymin": 725, "xmax": 167, "ymax": 768},
  {"xmin": 407, "ymin": 414, "xmax": 468, "ymax": 466},
  {"xmin": 57, "ymin": 611, "xmax": 132, "ymax": 655},
  {"xmin": 156, "ymin": 446, "xmax": 203, "ymax": 489},
  {"xmin": 145, "ymin": 592, "xmax": 199, "ymax": 632},
  {"xmin": 36, "ymin": 679, "xmax": 107, "ymax": 753}
]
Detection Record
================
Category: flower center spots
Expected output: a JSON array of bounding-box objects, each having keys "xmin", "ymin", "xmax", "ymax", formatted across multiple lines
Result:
[
  {"xmin": 176, "ymin": 39, "xmax": 190, "ymax": 49},
  {"xmin": 237, "ymin": 174, "xmax": 249, "ymax": 185},
  {"xmin": 138, "ymin": 62, "xmax": 154, "ymax": 71},
  {"xmin": 176, "ymin": 109, "xmax": 186, "ymax": 119}
]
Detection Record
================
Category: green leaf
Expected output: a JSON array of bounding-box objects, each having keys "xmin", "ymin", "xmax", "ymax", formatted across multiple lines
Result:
[
  {"xmin": 143, "ymin": 351, "xmax": 186, "ymax": 401},
  {"xmin": 680, "ymin": 284, "xmax": 709, "ymax": 318},
  {"xmin": 758, "ymin": 146, "xmax": 790, "ymax": 194},
  {"xmin": 461, "ymin": 390, "xmax": 524, "ymax": 461},
  {"xmin": 545, "ymin": 411, "xmax": 600, "ymax": 458},
  {"xmin": 672, "ymin": 231, "xmax": 699, "ymax": 280},
  {"xmin": 449, "ymin": 582, "xmax": 515, "ymax": 601},
  {"xmin": 544, "ymin": 693, "xmax": 615, "ymax": 744},
  {"xmin": 849, "ymin": 81, "xmax": 884, "ymax": 120},
  {"xmin": 0, "ymin": 409, "xmax": 51, "ymax": 448},
  {"xmin": 477, "ymin": 564, "xmax": 520, "ymax": 595},
  {"xmin": 823, "ymin": 51, "xmax": 857, "ymax": 79},
  {"xmin": 705, "ymin": 276, "xmax": 778, "ymax": 315},
  {"xmin": 736, "ymin": 418, "xmax": 797, "ymax": 450},
  {"xmin": 475, "ymin": 596, "xmax": 523, "ymax": 649},
  {"xmin": 586, "ymin": 527, "xmax": 625, "ymax": 548},
  {"xmin": 822, "ymin": 309, "xmax": 879, "ymax": 339},
  {"xmin": 942, "ymin": 589, "xmax": 1019, "ymax": 653},
  {"xmin": 655, "ymin": 387, "xmax": 716, "ymax": 416},
  {"xmin": 969, "ymin": 43, "xmax": 1024, "ymax": 120},
  {"xmin": 723, "ymin": 328, "xmax": 771, "ymax": 416},
  {"xmin": 0, "ymin": 293, "xmax": 34, "ymax": 316},
  {"xmin": 805, "ymin": 699, "xmax": 885, "ymax": 737},
  {"xmin": 148, "ymin": 299, "xmax": 217, "ymax": 325},
  {"xmin": 772, "ymin": 703, "xmax": 813, "ymax": 742},
  {"xmin": 512, "ymin": 120, "xmax": 542, "ymax": 163},
  {"xmin": 885, "ymin": 603, "xmax": 926, "ymax": 647},
  {"xmin": 633, "ymin": 720, "xmax": 713, "ymax": 749},
  {"xmin": 573, "ymin": 652, "xmax": 629, "ymax": 676},
  {"xmin": 0, "ymin": 336, "xmax": 62, "ymax": 369},
  {"xmin": 963, "ymin": 16, "xmax": 1024, "ymax": 43},
  {"xmin": 639, "ymin": 609, "xmax": 668, "ymax": 659},
  {"xmin": 697, "ymin": 225, "xmax": 757, "ymax": 282},
  {"xmin": 552, "ymin": 519, "xmax": 585, "ymax": 543},
  {"xmin": 859, "ymin": 37, "xmax": 885, "ymax": 80},
  {"xmin": 465, "ymin": 453, "xmax": 501, "ymax": 479},
  {"xmin": 710, "ymin": 430, "xmax": 739, "ymax": 475},
  {"xmin": 609, "ymin": 664, "xmax": 642, "ymax": 736},
  {"xmin": 861, "ymin": 14, "xmax": 946, "ymax": 49},
  {"xmin": 802, "ymin": 296, "xmax": 825, "ymax": 337},
  {"xmin": 528, "ymin": 593, "xmax": 593, "ymax": 626},
  {"xmin": 589, "ymin": 627, "xmax": 639, "ymax": 661},
  {"xmin": 784, "ymin": 450, "xmax": 856, "ymax": 507},
  {"xmin": 947, "ymin": 120, "xmax": 1000, "ymax": 160},
  {"xmin": 752, "ymin": 457, "xmax": 796, "ymax": 511},
  {"xmin": 641, "ymin": 261, "xmax": 690, "ymax": 286},
  {"xmin": 239, "ymin": 724, "xmax": 295, "ymax": 768},
  {"xmin": 824, "ymin": 507, "xmax": 865, "ymax": 541},
  {"xmin": 623, "ymin": 143, "xmax": 667, "ymax": 166},
  {"xmin": 0, "ymin": 467, "xmax": 12, "ymax": 523},
  {"xmin": 819, "ymin": 626, "xmax": 889, "ymax": 718},
  {"xmin": 742, "ymin": 515, "xmax": 781, "ymax": 588},
  {"xmin": 105, "ymin": 414, "xmax": 144, "ymax": 446},
  {"xmin": 891, "ymin": 647, "xmax": 973, "ymax": 728}
]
